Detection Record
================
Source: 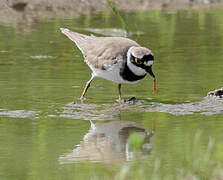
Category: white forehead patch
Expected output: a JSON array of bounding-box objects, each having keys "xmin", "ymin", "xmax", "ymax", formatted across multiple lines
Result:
[
  {"xmin": 132, "ymin": 52, "xmax": 150, "ymax": 59},
  {"xmin": 144, "ymin": 61, "xmax": 153, "ymax": 66}
]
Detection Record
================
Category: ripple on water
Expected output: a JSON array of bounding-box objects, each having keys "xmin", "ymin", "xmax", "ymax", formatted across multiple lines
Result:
[
  {"xmin": 143, "ymin": 97, "xmax": 223, "ymax": 115},
  {"xmin": 48, "ymin": 103, "xmax": 119, "ymax": 120},
  {"xmin": 0, "ymin": 109, "xmax": 38, "ymax": 118},
  {"xmin": 49, "ymin": 97, "xmax": 223, "ymax": 121},
  {"xmin": 83, "ymin": 28, "xmax": 143, "ymax": 37},
  {"xmin": 0, "ymin": 50, "xmax": 9, "ymax": 53},
  {"xmin": 30, "ymin": 55, "xmax": 55, "ymax": 59}
]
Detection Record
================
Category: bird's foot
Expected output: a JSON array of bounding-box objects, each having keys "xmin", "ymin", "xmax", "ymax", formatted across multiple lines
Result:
[
  {"xmin": 126, "ymin": 97, "xmax": 137, "ymax": 104},
  {"xmin": 128, "ymin": 97, "xmax": 137, "ymax": 101},
  {"xmin": 116, "ymin": 97, "xmax": 137, "ymax": 104},
  {"xmin": 79, "ymin": 96, "xmax": 86, "ymax": 101},
  {"xmin": 73, "ymin": 96, "xmax": 87, "ymax": 104},
  {"xmin": 116, "ymin": 98, "xmax": 126, "ymax": 103}
]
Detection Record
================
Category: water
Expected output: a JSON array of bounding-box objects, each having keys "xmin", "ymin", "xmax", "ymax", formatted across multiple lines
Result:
[{"xmin": 0, "ymin": 9, "xmax": 223, "ymax": 180}]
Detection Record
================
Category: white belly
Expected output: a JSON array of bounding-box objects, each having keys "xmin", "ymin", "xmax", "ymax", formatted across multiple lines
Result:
[{"xmin": 89, "ymin": 62, "xmax": 141, "ymax": 84}]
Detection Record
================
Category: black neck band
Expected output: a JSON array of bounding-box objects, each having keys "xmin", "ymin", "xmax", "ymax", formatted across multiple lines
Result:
[{"xmin": 120, "ymin": 62, "xmax": 146, "ymax": 82}]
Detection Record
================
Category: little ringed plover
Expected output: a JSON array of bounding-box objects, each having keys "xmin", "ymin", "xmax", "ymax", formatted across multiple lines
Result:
[{"xmin": 60, "ymin": 28, "xmax": 157, "ymax": 101}]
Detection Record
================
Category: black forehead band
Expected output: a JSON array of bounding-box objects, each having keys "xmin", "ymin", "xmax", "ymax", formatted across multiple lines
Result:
[{"xmin": 142, "ymin": 54, "xmax": 154, "ymax": 61}]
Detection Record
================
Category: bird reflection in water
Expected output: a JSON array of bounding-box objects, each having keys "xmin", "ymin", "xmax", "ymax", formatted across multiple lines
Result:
[{"xmin": 59, "ymin": 120, "xmax": 153, "ymax": 164}]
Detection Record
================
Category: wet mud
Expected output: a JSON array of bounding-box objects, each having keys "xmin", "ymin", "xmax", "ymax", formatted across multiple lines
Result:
[{"xmin": 1, "ymin": 88, "xmax": 222, "ymax": 119}]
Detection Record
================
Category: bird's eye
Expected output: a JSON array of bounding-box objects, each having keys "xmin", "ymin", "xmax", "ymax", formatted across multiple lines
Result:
[{"xmin": 134, "ymin": 57, "xmax": 142, "ymax": 64}]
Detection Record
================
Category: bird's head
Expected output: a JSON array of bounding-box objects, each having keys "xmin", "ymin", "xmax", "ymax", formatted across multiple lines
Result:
[{"xmin": 127, "ymin": 46, "xmax": 155, "ymax": 79}]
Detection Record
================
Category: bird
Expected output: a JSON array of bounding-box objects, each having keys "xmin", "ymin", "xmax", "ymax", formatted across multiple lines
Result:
[{"xmin": 60, "ymin": 28, "xmax": 156, "ymax": 101}]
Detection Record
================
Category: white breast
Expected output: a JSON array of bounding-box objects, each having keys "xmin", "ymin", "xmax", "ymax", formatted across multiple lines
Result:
[{"xmin": 88, "ymin": 61, "xmax": 141, "ymax": 84}]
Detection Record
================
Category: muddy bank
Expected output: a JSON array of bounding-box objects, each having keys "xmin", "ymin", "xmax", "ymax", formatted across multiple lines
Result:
[
  {"xmin": 1, "ymin": 0, "xmax": 223, "ymax": 29},
  {"xmin": 0, "ymin": 87, "xmax": 222, "ymax": 120}
]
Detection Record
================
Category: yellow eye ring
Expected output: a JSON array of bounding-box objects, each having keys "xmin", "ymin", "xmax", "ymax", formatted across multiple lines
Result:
[{"xmin": 135, "ymin": 58, "xmax": 142, "ymax": 64}]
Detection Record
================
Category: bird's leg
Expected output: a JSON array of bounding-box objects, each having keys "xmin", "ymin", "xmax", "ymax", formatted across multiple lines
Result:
[
  {"xmin": 78, "ymin": 75, "xmax": 94, "ymax": 102},
  {"xmin": 118, "ymin": 84, "xmax": 122, "ymax": 101}
]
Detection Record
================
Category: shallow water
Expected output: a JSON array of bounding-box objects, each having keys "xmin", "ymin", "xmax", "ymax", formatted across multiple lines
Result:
[{"xmin": 0, "ymin": 9, "xmax": 223, "ymax": 180}]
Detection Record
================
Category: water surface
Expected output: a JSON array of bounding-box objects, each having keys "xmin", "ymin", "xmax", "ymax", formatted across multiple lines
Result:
[{"xmin": 0, "ymin": 9, "xmax": 223, "ymax": 180}]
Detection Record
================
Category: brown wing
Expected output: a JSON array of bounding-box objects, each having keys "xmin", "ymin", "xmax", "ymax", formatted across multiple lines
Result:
[
  {"xmin": 60, "ymin": 28, "xmax": 139, "ymax": 69},
  {"xmin": 60, "ymin": 28, "xmax": 95, "ymax": 54},
  {"xmin": 84, "ymin": 37, "xmax": 140, "ymax": 69}
]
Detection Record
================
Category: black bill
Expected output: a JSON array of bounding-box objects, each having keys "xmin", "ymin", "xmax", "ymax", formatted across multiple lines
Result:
[{"xmin": 146, "ymin": 66, "xmax": 155, "ymax": 78}]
